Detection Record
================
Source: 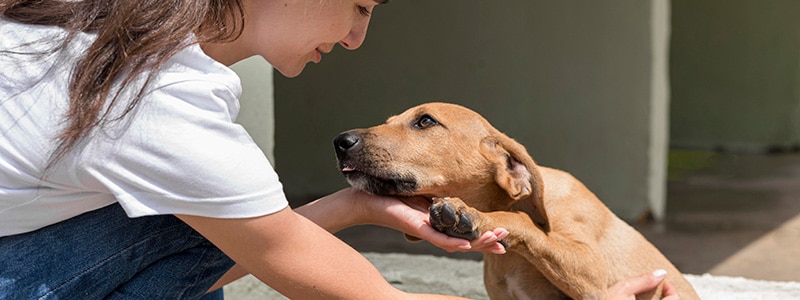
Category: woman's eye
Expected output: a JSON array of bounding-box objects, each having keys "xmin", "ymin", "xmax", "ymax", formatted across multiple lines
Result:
[
  {"xmin": 358, "ymin": 6, "xmax": 370, "ymax": 17},
  {"xmin": 414, "ymin": 115, "xmax": 438, "ymax": 129}
]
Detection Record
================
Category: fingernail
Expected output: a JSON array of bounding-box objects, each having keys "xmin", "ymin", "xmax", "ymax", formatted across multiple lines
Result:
[
  {"xmin": 458, "ymin": 244, "xmax": 472, "ymax": 250},
  {"xmin": 497, "ymin": 230, "xmax": 509, "ymax": 240},
  {"xmin": 652, "ymin": 269, "xmax": 667, "ymax": 278}
]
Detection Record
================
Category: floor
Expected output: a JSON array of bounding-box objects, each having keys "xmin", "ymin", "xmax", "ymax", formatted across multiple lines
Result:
[{"xmin": 335, "ymin": 151, "xmax": 800, "ymax": 282}]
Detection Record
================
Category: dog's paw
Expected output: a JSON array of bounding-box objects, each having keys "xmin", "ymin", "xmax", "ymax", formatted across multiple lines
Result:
[{"xmin": 430, "ymin": 197, "xmax": 480, "ymax": 240}]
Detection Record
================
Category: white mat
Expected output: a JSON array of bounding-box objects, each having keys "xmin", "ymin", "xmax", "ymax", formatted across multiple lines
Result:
[{"xmin": 685, "ymin": 273, "xmax": 800, "ymax": 300}]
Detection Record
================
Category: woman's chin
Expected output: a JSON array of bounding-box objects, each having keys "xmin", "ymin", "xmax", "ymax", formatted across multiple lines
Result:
[{"xmin": 274, "ymin": 63, "xmax": 307, "ymax": 78}]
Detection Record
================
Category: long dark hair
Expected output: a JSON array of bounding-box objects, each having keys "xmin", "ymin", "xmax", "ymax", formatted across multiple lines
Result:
[{"xmin": 1, "ymin": 0, "xmax": 245, "ymax": 164}]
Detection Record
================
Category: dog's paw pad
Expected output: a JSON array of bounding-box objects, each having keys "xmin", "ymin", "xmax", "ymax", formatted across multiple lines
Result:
[{"xmin": 430, "ymin": 197, "xmax": 479, "ymax": 240}]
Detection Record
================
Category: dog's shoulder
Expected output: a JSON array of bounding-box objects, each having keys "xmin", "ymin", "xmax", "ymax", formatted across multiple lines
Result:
[
  {"xmin": 538, "ymin": 166, "xmax": 603, "ymax": 205},
  {"xmin": 538, "ymin": 167, "xmax": 580, "ymax": 188}
]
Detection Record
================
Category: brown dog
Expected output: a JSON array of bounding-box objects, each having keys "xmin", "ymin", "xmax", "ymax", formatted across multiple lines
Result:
[{"xmin": 333, "ymin": 102, "xmax": 699, "ymax": 299}]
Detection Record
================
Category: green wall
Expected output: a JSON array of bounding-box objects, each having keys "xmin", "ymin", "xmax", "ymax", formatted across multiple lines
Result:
[
  {"xmin": 670, "ymin": 0, "xmax": 800, "ymax": 152},
  {"xmin": 272, "ymin": 0, "xmax": 669, "ymax": 220}
]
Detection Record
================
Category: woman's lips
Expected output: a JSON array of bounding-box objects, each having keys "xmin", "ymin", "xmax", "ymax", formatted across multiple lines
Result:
[
  {"xmin": 314, "ymin": 46, "xmax": 333, "ymax": 63},
  {"xmin": 313, "ymin": 49, "xmax": 322, "ymax": 63}
]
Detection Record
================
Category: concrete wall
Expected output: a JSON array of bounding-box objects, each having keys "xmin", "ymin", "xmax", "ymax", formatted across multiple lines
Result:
[
  {"xmin": 231, "ymin": 57, "xmax": 275, "ymax": 164},
  {"xmin": 670, "ymin": 0, "xmax": 800, "ymax": 152},
  {"xmin": 273, "ymin": 1, "xmax": 670, "ymax": 221}
]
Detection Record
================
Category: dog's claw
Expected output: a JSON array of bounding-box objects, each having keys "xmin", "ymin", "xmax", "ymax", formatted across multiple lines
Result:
[
  {"xmin": 430, "ymin": 197, "xmax": 479, "ymax": 240},
  {"xmin": 498, "ymin": 239, "xmax": 509, "ymax": 249}
]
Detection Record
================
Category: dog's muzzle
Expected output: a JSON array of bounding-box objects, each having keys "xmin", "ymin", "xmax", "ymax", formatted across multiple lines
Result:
[{"xmin": 333, "ymin": 131, "xmax": 418, "ymax": 195}]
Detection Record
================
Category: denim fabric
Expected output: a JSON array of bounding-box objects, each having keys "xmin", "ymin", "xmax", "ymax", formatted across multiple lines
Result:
[
  {"xmin": 200, "ymin": 289, "xmax": 224, "ymax": 300},
  {"xmin": 0, "ymin": 203, "xmax": 234, "ymax": 299}
]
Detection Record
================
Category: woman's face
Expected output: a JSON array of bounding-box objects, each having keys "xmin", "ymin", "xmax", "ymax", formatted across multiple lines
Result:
[{"xmin": 243, "ymin": 0, "xmax": 387, "ymax": 77}]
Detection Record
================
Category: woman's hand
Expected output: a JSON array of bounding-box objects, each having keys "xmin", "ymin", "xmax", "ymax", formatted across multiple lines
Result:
[
  {"xmin": 354, "ymin": 189, "xmax": 509, "ymax": 254},
  {"xmin": 607, "ymin": 270, "xmax": 681, "ymax": 300},
  {"xmin": 296, "ymin": 188, "xmax": 507, "ymax": 254}
]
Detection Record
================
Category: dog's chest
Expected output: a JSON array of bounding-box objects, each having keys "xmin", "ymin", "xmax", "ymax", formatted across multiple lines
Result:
[{"xmin": 484, "ymin": 255, "xmax": 568, "ymax": 299}]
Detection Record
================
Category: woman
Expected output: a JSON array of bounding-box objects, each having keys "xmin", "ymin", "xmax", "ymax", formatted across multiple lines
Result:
[{"xmin": 0, "ymin": 0, "xmax": 679, "ymax": 298}]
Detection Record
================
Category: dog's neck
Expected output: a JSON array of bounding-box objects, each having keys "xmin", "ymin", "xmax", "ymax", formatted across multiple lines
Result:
[{"xmin": 453, "ymin": 182, "xmax": 518, "ymax": 212}]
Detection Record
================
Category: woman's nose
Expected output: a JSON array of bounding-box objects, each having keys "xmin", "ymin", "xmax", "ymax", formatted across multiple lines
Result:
[{"xmin": 339, "ymin": 19, "xmax": 370, "ymax": 50}]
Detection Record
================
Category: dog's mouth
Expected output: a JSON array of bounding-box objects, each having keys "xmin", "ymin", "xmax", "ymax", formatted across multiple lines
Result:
[
  {"xmin": 339, "ymin": 163, "xmax": 419, "ymax": 196},
  {"xmin": 341, "ymin": 165, "xmax": 436, "ymax": 219}
]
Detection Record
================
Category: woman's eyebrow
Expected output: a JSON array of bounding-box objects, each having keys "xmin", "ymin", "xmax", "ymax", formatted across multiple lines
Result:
[{"xmin": 374, "ymin": 0, "xmax": 389, "ymax": 4}]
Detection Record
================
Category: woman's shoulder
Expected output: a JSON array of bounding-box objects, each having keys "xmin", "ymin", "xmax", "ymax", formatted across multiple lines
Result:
[
  {"xmin": 140, "ymin": 44, "xmax": 243, "ymax": 121},
  {"xmin": 158, "ymin": 43, "xmax": 242, "ymax": 95}
]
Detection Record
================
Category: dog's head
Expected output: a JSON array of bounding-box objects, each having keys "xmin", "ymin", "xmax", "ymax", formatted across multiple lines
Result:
[{"xmin": 333, "ymin": 102, "xmax": 549, "ymax": 230}]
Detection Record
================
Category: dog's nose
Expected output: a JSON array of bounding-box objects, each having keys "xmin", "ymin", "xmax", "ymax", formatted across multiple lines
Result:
[{"xmin": 333, "ymin": 132, "xmax": 361, "ymax": 153}]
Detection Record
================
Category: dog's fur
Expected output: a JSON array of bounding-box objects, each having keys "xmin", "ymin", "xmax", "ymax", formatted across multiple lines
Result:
[{"xmin": 333, "ymin": 102, "xmax": 699, "ymax": 299}]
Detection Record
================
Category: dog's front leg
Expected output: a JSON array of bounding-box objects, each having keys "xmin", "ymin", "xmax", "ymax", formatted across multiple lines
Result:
[{"xmin": 431, "ymin": 197, "xmax": 610, "ymax": 300}]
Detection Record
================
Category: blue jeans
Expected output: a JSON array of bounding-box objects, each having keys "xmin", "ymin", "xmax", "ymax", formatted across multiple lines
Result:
[{"xmin": 0, "ymin": 203, "xmax": 234, "ymax": 299}]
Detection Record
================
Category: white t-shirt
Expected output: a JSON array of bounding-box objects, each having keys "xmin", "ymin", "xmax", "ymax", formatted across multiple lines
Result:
[{"xmin": 0, "ymin": 18, "xmax": 289, "ymax": 237}]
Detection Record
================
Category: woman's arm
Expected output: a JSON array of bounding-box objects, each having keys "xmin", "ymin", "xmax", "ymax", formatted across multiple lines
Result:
[
  {"xmin": 179, "ymin": 208, "xmax": 464, "ymax": 299},
  {"xmin": 202, "ymin": 187, "xmax": 506, "ymax": 294}
]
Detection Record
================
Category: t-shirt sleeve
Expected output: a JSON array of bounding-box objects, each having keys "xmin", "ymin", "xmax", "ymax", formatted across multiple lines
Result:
[{"xmin": 77, "ymin": 77, "xmax": 288, "ymax": 219}]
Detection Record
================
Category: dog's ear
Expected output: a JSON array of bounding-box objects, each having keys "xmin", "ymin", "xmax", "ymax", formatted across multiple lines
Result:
[{"xmin": 480, "ymin": 135, "xmax": 550, "ymax": 231}]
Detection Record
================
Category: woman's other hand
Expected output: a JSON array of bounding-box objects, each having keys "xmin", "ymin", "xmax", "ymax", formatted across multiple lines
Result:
[{"xmin": 607, "ymin": 270, "xmax": 681, "ymax": 300}]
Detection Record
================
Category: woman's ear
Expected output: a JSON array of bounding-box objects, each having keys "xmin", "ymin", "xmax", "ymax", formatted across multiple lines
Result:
[{"xmin": 480, "ymin": 135, "xmax": 550, "ymax": 231}]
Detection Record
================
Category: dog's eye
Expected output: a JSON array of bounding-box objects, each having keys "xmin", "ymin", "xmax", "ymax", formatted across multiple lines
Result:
[{"xmin": 413, "ymin": 114, "xmax": 438, "ymax": 129}]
